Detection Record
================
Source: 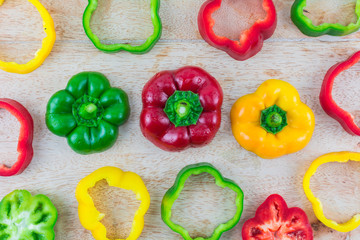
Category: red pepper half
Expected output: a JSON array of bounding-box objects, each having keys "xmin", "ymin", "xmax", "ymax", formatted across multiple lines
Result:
[
  {"xmin": 140, "ymin": 66, "xmax": 223, "ymax": 152},
  {"xmin": 320, "ymin": 51, "xmax": 360, "ymax": 136},
  {"xmin": 198, "ymin": 0, "xmax": 277, "ymax": 61},
  {"xmin": 0, "ymin": 99, "xmax": 34, "ymax": 176},
  {"xmin": 242, "ymin": 194, "xmax": 313, "ymax": 240}
]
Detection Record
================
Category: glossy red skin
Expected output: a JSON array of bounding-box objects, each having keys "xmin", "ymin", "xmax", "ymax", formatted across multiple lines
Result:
[
  {"xmin": 198, "ymin": 0, "xmax": 277, "ymax": 61},
  {"xmin": 140, "ymin": 66, "xmax": 223, "ymax": 152},
  {"xmin": 320, "ymin": 51, "xmax": 360, "ymax": 136},
  {"xmin": 0, "ymin": 98, "xmax": 34, "ymax": 176},
  {"xmin": 242, "ymin": 194, "xmax": 313, "ymax": 240}
]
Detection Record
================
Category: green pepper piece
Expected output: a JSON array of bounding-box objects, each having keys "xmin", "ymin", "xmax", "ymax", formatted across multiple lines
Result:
[
  {"xmin": 83, "ymin": 0, "xmax": 162, "ymax": 54},
  {"xmin": 45, "ymin": 72, "xmax": 130, "ymax": 155},
  {"xmin": 0, "ymin": 190, "xmax": 57, "ymax": 240},
  {"xmin": 161, "ymin": 162, "xmax": 244, "ymax": 240},
  {"xmin": 291, "ymin": 0, "xmax": 360, "ymax": 37}
]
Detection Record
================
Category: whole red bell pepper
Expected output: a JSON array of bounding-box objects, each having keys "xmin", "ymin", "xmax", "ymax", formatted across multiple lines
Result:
[
  {"xmin": 0, "ymin": 98, "xmax": 34, "ymax": 177},
  {"xmin": 320, "ymin": 51, "xmax": 360, "ymax": 136},
  {"xmin": 242, "ymin": 194, "xmax": 313, "ymax": 240},
  {"xmin": 140, "ymin": 66, "xmax": 223, "ymax": 151},
  {"xmin": 198, "ymin": 0, "xmax": 277, "ymax": 61}
]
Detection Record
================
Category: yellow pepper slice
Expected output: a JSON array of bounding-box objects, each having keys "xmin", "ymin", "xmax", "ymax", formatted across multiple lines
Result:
[
  {"xmin": 0, "ymin": 0, "xmax": 56, "ymax": 74},
  {"xmin": 75, "ymin": 166, "xmax": 150, "ymax": 240},
  {"xmin": 230, "ymin": 79, "xmax": 315, "ymax": 159},
  {"xmin": 303, "ymin": 152, "xmax": 360, "ymax": 232}
]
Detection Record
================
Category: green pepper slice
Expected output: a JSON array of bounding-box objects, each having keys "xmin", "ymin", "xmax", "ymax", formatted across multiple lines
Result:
[
  {"xmin": 83, "ymin": 0, "xmax": 162, "ymax": 54},
  {"xmin": 291, "ymin": 0, "xmax": 360, "ymax": 36},
  {"xmin": 45, "ymin": 72, "xmax": 130, "ymax": 155},
  {"xmin": 0, "ymin": 190, "xmax": 57, "ymax": 240},
  {"xmin": 161, "ymin": 162, "xmax": 244, "ymax": 240}
]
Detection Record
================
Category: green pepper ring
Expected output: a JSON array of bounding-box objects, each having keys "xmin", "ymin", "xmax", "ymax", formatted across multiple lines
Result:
[
  {"xmin": 161, "ymin": 162, "xmax": 244, "ymax": 240},
  {"xmin": 291, "ymin": 0, "xmax": 360, "ymax": 37},
  {"xmin": 83, "ymin": 0, "xmax": 162, "ymax": 54}
]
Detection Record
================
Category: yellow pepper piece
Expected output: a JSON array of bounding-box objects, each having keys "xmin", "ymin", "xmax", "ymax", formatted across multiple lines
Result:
[
  {"xmin": 75, "ymin": 166, "xmax": 150, "ymax": 240},
  {"xmin": 303, "ymin": 152, "xmax": 360, "ymax": 232},
  {"xmin": 0, "ymin": 0, "xmax": 56, "ymax": 74},
  {"xmin": 230, "ymin": 79, "xmax": 315, "ymax": 159}
]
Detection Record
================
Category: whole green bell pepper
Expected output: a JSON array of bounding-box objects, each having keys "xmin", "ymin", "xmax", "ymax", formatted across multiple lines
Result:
[
  {"xmin": 161, "ymin": 162, "xmax": 244, "ymax": 240},
  {"xmin": 0, "ymin": 190, "xmax": 57, "ymax": 240},
  {"xmin": 46, "ymin": 72, "xmax": 130, "ymax": 154}
]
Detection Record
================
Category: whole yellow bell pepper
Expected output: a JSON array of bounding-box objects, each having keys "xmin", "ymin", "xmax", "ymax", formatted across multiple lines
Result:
[
  {"xmin": 303, "ymin": 152, "xmax": 360, "ymax": 232},
  {"xmin": 230, "ymin": 79, "xmax": 315, "ymax": 159},
  {"xmin": 0, "ymin": 0, "xmax": 56, "ymax": 74},
  {"xmin": 75, "ymin": 166, "xmax": 150, "ymax": 240}
]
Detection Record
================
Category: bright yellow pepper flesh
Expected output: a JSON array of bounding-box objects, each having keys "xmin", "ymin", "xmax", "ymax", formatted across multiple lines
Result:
[
  {"xmin": 75, "ymin": 166, "xmax": 150, "ymax": 240},
  {"xmin": 303, "ymin": 151, "xmax": 360, "ymax": 232},
  {"xmin": 230, "ymin": 79, "xmax": 315, "ymax": 159},
  {"xmin": 0, "ymin": 0, "xmax": 56, "ymax": 74}
]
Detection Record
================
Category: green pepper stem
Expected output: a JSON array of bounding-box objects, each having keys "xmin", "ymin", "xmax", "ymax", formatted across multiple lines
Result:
[
  {"xmin": 79, "ymin": 103, "xmax": 98, "ymax": 120},
  {"xmin": 72, "ymin": 95, "xmax": 104, "ymax": 127},
  {"xmin": 260, "ymin": 105, "xmax": 287, "ymax": 134},
  {"xmin": 164, "ymin": 91, "xmax": 203, "ymax": 127}
]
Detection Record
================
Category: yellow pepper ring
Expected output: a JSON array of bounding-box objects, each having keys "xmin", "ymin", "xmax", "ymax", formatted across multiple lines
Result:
[
  {"xmin": 75, "ymin": 166, "xmax": 150, "ymax": 240},
  {"xmin": 0, "ymin": 0, "xmax": 56, "ymax": 74},
  {"xmin": 303, "ymin": 151, "xmax": 360, "ymax": 232}
]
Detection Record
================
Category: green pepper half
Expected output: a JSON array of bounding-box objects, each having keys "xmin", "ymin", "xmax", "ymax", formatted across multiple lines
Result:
[
  {"xmin": 46, "ymin": 72, "xmax": 130, "ymax": 155},
  {"xmin": 0, "ymin": 190, "xmax": 57, "ymax": 240},
  {"xmin": 291, "ymin": 0, "xmax": 360, "ymax": 37},
  {"xmin": 83, "ymin": 0, "xmax": 162, "ymax": 54},
  {"xmin": 161, "ymin": 162, "xmax": 244, "ymax": 240}
]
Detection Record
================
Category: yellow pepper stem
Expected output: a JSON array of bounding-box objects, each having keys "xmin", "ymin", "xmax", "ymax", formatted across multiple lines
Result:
[
  {"xmin": 260, "ymin": 104, "xmax": 287, "ymax": 134},
  {"xmin": 0, "ymin": 0, "xmax": 56, "ymax": 74}
]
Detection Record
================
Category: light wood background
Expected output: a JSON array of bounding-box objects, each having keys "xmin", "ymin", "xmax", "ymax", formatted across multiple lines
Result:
[{"xmin": 1, "ymin": 0, "xmax": 360, "ymax": 239}]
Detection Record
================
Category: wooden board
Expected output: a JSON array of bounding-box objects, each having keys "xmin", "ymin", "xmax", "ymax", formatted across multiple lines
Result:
[{"xmin": 1, "ymin": 0, "xmax": 360, "ymax": 239}]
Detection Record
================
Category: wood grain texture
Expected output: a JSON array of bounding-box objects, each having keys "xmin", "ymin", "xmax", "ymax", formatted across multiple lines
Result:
[{"xmin": 0, "ymin": 0, "xmax": 360, "ymax": 239}]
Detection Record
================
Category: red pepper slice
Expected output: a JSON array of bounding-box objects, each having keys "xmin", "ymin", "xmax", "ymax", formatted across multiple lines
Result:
[
  {"xmin": 140, "ymin": 66, "xmax": 223, "ymax": 151},
  {"xmin": 198, "ymin": 0, "xmax": 277, "ymax": 61},
  {"xmin": 320, "ymin": 51, "xmax": 360, "ymax": 136},
  {"xmin": 242, "ymin": 194, "xmax": 313, "ymax": 240},
  {"xmin": 0, "ymin": 99, "xmax": 34, "ymax": 176}
]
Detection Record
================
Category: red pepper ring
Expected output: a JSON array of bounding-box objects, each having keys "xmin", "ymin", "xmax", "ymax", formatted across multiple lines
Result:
[
  {"xmin": 320, "ymin": 51, "xmax": 360, "ymax": 136},
  {"xmin": 0, "ymin": 99, "xmax": 34, "ymax": 176},
  {"xmin": 198, "ymin": 0, "xmax": 277, "ymax": 61}
]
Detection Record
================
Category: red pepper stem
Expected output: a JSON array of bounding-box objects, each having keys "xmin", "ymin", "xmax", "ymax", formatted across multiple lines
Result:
[
  {"xmin": 175, "ymin": 100, "xmax": 191, "ymax": 118},
  {"xmin": 164, "ymin": 91, "xmax": 203, "ymax": 127}
]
